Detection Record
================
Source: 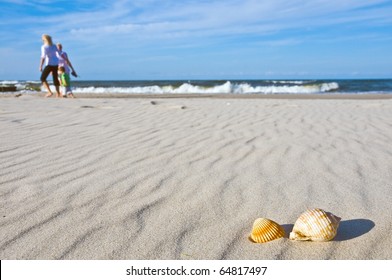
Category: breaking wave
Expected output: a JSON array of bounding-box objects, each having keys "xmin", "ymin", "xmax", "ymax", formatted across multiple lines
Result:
[{"xmin": 72, "ymin": 81, "xmax": 339, "ymax": 95}]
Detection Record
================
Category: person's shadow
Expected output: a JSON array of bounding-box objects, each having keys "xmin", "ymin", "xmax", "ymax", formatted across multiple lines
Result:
[{"xmin": 281, "ymin": 219, "xmax": 375, "ymax": 241}]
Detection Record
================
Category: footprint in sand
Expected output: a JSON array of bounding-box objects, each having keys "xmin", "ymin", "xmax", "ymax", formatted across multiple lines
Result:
[
  {"xmin": 80, "ymin": 105, "xmax": 116, "ymax": 109},
  {"xmin": 150, "ymin": 100, "xmax": 186, "ymax": 109}
]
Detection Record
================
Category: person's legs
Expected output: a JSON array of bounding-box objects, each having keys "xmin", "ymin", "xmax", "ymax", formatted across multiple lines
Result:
[
  {"xmin": 51, "ymin": 66, "xmax": 61, "ymax": 97},
  {"xmin": 61, "ymin": 86, "xmax": 66, "ymax": 97},
  {"xmin": 65, "ymin": 86, "xmax": 75, "ymax": 98},
  {"xmin": 40, "ymin": 66, "xmax": 53, "ymax": 97},
  {"xmin": 68, "ymin": 90, "xmax": 75, "ymax": 98},
  {"xmin": 42, "ymin": 81, "xmax": 53, "ymax": 97}
]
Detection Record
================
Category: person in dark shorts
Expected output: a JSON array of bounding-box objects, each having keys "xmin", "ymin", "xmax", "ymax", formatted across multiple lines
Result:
[{"xmin": 39, "ymin": 34, "xmax": 61, "ymax": 97}]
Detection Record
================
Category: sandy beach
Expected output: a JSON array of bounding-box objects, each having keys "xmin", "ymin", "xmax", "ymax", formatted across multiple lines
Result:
[{"xmin": 1, "ymin": 94, "xmax": 392, "ymax": 260}]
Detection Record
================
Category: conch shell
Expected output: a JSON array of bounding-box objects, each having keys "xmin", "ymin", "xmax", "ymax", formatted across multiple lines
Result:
[
  {"xmin": 249, "ymin": 218, "xmax": 285, "ymax": 243},
  {"xmin": 289, "ymin": 208, "xmax": 341, "ymax": 241}
]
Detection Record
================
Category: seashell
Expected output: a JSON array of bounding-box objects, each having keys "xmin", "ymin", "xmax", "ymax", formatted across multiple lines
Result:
[
  {"xmin": 289, "ymin": 208, "xmax": 341, "ymax": 241},
  {"xmin": 249, "ymin": 218, "xmax": 285, "ymax": 243}
]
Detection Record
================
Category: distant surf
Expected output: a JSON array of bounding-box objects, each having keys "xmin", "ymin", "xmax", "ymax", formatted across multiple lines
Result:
[
  {"xmin": 1, "ymin": 79, "xmax": 392, "ymax": 95},
  {"xmin": 71, "ymin": 81, "xmax": 340, "ymax": 95}
]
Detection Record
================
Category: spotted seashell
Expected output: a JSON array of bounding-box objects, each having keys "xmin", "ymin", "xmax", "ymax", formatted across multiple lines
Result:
[
  {"xmin": 289, "ymin": 208, "xmax": 341, "ymax": 241},
  {"xmin": 249, "ymin": 218, "xmax": 285, "ymax": 243}
]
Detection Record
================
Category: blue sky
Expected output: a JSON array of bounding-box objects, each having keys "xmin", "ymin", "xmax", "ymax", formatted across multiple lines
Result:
[{"xmin": 1, "ymin": 0, "xmax": 392, "ymax": 80}]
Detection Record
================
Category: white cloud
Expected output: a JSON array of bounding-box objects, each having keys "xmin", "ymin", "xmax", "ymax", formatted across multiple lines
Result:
[
  {"xmin": 59, "ymin": 0, "xmax": 392, "ymax": 42},
  {"xmin": 4, "ymin": 0, "xmax": 391, "ymax": 44}
]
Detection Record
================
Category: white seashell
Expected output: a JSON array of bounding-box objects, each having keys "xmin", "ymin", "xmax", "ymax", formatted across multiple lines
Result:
[
  {"xmin": 289, "ymin": 208, "xmax": 341, "ymax": 241},
  {"xmin": 249, "ymin": 218, "xmax": 285, "ymax": 243}
]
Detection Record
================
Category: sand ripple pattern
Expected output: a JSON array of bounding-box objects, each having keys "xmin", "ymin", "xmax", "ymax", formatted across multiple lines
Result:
[{"xmin": 1, "ymin": 97, "xmax": 391, "ymax": 259}]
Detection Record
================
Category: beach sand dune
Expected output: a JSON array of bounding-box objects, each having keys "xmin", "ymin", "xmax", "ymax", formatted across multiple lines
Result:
[{"xmin": 0, "ymin": 96, "xmax": 391, "ymax": 259}]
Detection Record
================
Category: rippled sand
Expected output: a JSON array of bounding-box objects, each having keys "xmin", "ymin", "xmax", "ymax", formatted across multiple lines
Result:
[{"xmin": 1, "ymin": 96, "xmax": 391, "ymax": 259}]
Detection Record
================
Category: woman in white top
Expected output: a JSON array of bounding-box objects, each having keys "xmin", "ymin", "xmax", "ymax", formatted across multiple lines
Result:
[{"xmin": 39, "ymin": 34, "xmax": 61, "ymax": 97}]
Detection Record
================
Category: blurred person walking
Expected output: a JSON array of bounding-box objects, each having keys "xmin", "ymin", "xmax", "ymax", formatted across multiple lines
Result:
[
  {"xmin": 39, "ymin": 34, "xmax": 61, "ymax": 97},
  {"xmin": 56, "ymin": 43, "xmax": 78, "ymax": 78}
]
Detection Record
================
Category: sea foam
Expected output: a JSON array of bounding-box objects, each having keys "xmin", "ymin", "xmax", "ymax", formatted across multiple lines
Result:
[{"xmin": 72, "ymin": 81, "xmax": 339, "ymax": 94}]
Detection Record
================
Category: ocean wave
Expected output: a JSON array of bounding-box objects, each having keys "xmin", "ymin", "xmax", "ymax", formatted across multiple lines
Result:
[
  {"xmin": 72, "ymin": 81, "xmax": 339, "ymax": 95},
  {"xmin": 0, "ymin": 80, "xmax": 19, "ymax": 85},
  {"xmin": 271, "ymin": 80, "xmax": 311, "ymax": 85},
  {"xmin": 3, "ymin": 79, "xmax": 392, "ymax": 95}
]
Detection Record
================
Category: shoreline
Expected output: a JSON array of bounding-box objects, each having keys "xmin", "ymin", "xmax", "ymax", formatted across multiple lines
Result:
[{"xmin": 3, "ymin": 92, "xmax": 392, "ymax": 100}]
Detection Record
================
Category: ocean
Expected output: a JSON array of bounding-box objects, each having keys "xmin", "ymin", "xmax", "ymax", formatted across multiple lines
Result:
[{"xmin": 1, "ymin": 79, "xmax": 392, "ymax": 95}]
